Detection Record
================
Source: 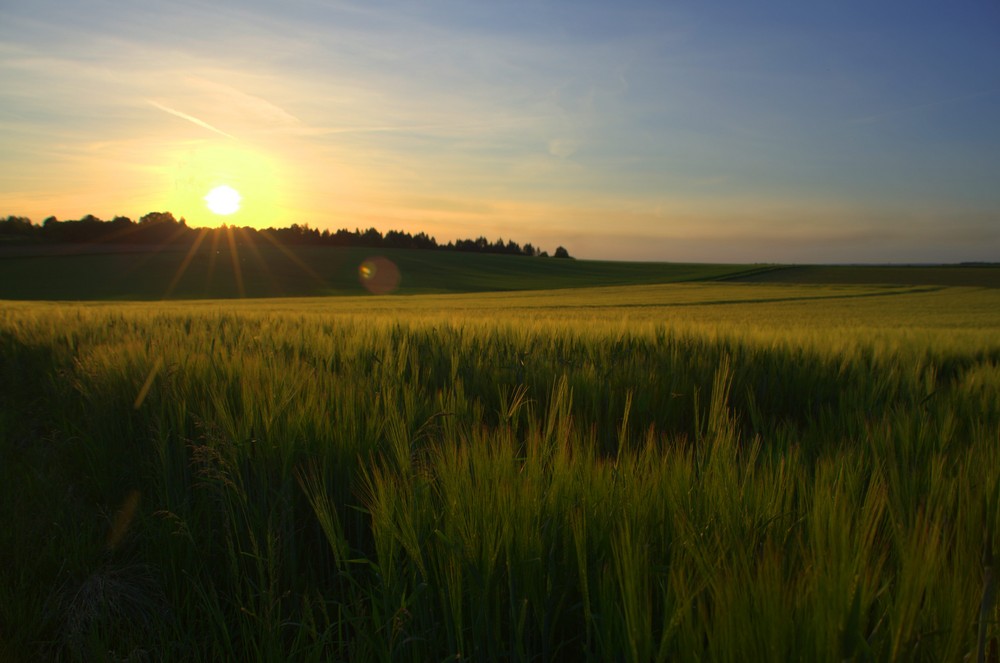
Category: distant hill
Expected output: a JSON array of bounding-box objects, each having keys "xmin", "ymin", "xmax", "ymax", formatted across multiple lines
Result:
[
  {"xmin": 0, "ymin": 242, "xmax": 771, "ymax": 300},
  {"xmin": 726, "ymin": 264, "xmax": 1000, "ymax": 288},
  {"xmin": 4, "ymin": 227, "xmax": 995, "ymax": 300}
]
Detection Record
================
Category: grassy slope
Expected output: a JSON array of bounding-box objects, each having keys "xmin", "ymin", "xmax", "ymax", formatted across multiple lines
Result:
[
  {"xmin": 3, "ymin": 239, "xmax": 999, "ymax": 301},
  {"xmin": 0, "ymin": 242, "xmax": 770, "ymax": 300},
  {"xmin": 730, "ymin": 264, "xmax": 1000, "ymax": 287}
]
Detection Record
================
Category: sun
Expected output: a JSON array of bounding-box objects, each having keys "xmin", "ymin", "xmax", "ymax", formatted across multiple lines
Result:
[{"xmin": 204, "ymin": 185, "xmax": 242, "ymax": 215}]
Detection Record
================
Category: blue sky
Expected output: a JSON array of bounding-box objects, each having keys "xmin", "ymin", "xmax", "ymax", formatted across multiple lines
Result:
[{"xmin": 1, "ymin": 0, "xmax": 998, "ymax": 262}]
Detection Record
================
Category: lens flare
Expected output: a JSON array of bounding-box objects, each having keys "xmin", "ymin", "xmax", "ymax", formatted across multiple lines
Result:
[{"xmin": 359, "ymin": 257, "xmax": 400, "ymax": 294}]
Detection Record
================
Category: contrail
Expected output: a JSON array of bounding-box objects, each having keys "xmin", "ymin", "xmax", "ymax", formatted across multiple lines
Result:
[{"xmin": 147, "ymin": 100, "xmax": 236, "ymax": 139}]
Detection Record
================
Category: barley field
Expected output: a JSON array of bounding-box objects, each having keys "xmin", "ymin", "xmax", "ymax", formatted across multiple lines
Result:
[{"xmin": 2, "ymin": 282, "xmax": 999, "ymax": 661}]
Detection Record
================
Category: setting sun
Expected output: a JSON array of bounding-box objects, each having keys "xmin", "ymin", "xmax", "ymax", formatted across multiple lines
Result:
[
  {"xmin": 205, "ymin": 185, "xmax": 242, "ymax": 215},
  {"xmin": 160, "ymin": 142, "xmax": 288, "ymax": 229}
]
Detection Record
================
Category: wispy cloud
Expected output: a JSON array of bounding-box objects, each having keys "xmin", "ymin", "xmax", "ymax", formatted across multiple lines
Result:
[
  {"xmin": 182, "ymin": 76, "xmax": 302, "ymax": 130},
  {"xmin": 146, "ymin": 100, "xmax": 236, "ymax": 139}
]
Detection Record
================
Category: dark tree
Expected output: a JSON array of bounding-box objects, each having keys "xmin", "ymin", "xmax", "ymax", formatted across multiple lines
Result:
[
  {"xmin": 0, "ymin": 215, "xmax": 35, "ymax": 238},
  {"xmin": 132, "ymin": 211, "xmax": 185, "ymax": 243},
  {"xmin": 360, "ymin": 227, "xmax": 383, "ymax": 246},
  {"xmin": 413, "ymin": 232, "xmax": 436, "ymax": 250},
  {"xmin": 553, "ymin": 246, "xmax": 572, "ymax": 259},
  {"xmin": 139, "ymin": 211, "xmax": 176, "ymax": 225}
]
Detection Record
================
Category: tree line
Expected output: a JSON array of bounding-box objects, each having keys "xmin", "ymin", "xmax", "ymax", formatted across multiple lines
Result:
[{"xmin": 0, "ymin": 213, "xmax": 572, "ymax": 258}]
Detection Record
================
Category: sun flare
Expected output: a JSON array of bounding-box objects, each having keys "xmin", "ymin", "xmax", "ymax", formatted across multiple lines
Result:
[{"xmin": 205, "ymin": 185, "xmax": 242, "ymax": 215}]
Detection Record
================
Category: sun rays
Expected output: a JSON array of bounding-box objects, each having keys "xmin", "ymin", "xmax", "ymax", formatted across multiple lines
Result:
[{"xmin": 156, "ymin": 224, "xmax": 345, "ymax": 300}]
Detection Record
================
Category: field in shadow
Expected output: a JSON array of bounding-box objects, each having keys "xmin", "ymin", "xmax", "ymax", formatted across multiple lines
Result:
[{"xmin": 0, "ymin": 241, "xmax": 768, "ymax": 300}]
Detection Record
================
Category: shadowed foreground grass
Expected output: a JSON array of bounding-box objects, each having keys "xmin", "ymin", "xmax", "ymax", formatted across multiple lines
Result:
[{"xmin": 2, "ymin": 283, "xmax": 999, "ymax": 661}]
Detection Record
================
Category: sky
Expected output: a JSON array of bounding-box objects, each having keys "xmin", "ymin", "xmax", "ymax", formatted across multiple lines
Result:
[{"xmin": 1, "ymin": 0, "xmax": 998, "ymax": 263}]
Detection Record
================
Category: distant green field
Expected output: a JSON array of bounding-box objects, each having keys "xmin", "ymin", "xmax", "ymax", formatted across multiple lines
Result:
[
  {"xmin": 732, "ymin": 264, "xmax": 1000, "ymax": 288},
  {"xmin": 0, "ymin": 243, "xmax": 769, "ymax": 300},
  {"xmin": 3, "ymin": 241, "xmax": 998, "ymax": 301}
]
